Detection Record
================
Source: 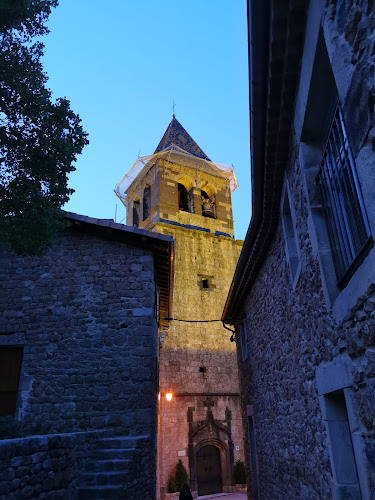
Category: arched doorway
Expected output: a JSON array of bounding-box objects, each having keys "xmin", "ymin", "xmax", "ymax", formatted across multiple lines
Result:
[{"xmin": 196, "ymin": 445, "xmax": 222, "ymax": 496}]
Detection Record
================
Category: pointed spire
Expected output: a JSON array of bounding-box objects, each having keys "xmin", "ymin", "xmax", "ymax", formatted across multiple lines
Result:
[{"xmin": 154, "ymin": 117, "xmax": 211, "ymax": 161}]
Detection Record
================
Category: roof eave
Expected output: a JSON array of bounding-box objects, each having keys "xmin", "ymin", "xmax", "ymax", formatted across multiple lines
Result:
[{"xmin": 222, "ymin": 0, "xmax": 308, "ymax": 325}]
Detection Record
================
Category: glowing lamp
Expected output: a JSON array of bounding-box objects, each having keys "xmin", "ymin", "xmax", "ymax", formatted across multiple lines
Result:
[
  {"xmin": 158, "ymin": 393, "xmax": 161, "ymax": 401},
  {"xmin": 165, "ymin": 392, "xmax": 173, "ymax": 402}
]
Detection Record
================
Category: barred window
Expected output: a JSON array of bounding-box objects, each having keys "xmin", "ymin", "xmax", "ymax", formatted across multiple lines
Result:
[{"xmin": 318, "ymin": 105, "xmax": 371, "ymax": 283}]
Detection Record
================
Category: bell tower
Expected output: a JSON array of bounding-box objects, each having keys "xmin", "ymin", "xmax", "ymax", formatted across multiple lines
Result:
[
  {"xmin": 116, "ymin": 117, "xmax": 245, "ymax": 499},
  {"xmin": 116, "ymin": 116, "xmax": 236, "ymax": 239}
]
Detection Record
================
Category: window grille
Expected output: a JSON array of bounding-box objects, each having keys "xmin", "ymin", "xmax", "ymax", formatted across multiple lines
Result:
[{"xmin": 318, "ymin": 105, "xmax": 371, "ymax": 282}]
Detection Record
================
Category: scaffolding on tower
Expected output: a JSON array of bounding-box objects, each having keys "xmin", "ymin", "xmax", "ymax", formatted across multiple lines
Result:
[{"xmin": 114, "ymin": 143, "xmax": 238, "ymax": 204}]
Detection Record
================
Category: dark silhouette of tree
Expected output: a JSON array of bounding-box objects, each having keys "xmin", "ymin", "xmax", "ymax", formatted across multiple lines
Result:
[{"xmin": 0, "ymin": 0, "xmax": 89, "ymax": 255}]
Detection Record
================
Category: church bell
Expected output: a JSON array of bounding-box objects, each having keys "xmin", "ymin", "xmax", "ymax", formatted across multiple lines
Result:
[{"xmin": 202, "ymin": 201, "xmax": 215, "ymax": 218}]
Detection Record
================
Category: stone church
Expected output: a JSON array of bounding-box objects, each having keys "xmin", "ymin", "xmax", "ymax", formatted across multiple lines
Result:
[
  {"xmin": 0, "ymin": 116, "xmax": 245, "ymax": 499},
  {"xmin": 116, "ymin": 116, "xmax": 245, "ymax": 498}
]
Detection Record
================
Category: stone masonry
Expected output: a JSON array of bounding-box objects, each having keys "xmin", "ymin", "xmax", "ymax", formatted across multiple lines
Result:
[
  {"xmin": 226, "ymin": 1, "xmax": 375, "ymax": 499},
  {"xmin": 0, "ymin": 215, "xmax": 174, "ymax": 499},
  {"xmin": 117, "ymin": 117, "xmax": 246, "ymax": 499}
]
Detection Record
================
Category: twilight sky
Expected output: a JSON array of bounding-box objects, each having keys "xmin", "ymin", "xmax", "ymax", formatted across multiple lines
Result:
[{"xmin": 42, "ymin": 0, "xmax": 251, "ymax": 240}]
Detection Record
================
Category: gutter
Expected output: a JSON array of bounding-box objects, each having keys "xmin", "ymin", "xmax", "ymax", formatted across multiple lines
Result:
[{"xmin": 222, "ymin": 1, "xmax": 308, "ymax": 325}]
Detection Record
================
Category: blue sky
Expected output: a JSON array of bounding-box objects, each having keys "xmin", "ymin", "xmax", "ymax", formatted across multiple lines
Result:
[{"xmin": 42, "ymin": 0, "xmax": 251, "ymax": 240}]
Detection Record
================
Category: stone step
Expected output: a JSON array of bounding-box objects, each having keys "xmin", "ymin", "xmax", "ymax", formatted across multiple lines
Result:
[
  {"xmin": 86, "ymin": 459, "xmax": 131, "ymax": 472},
  {"xmin": 96, "ymin": 435, "xmax": 146, "ymax": 449},
  {"xmin": 76, "ymin": 485, "xmax": 123, "ymax": 499},
  {"xmin": 93, "ymin": 448, "xmax": 134, "ymax": 460},
  {"xmin": 78, "ymin": 471, "xmax": 128, "ymax": 487}
]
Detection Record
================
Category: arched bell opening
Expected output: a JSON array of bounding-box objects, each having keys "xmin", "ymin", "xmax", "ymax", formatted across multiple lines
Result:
[
  {"xmin": 132, "ymin": 197, "xmax": 140, "ymax": 227},
  {"xmin": 201, "ymin": 189, "xmax": 215, "ymax": 218},
  {"xmin": 142, "ymin": 185, "xmax": 151, "ymax": 221},
  {"xmin": 178, "ymin": 183, "xmax": 189, "ymax": 212},
  {"xmin": 177, "ymin": 176, "xmax": 194, "ymax": 213}
]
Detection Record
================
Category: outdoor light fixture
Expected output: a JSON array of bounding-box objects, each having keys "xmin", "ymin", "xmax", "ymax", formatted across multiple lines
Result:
[
  {"xmin": 158, "ymin": 392, "xmax": 161, "ymax": 401},
  {"xmin": 165, "ymin": 391, "xmax": 173, "ymax": 402}
]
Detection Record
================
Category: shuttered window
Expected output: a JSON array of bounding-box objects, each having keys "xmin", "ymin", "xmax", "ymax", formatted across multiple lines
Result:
[{"xmin": 0, "ymin": 346, "xmax": 23, "ymax": 416}]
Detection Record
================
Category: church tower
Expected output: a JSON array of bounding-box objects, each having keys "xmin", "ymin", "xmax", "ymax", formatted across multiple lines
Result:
[{"xmin": 116, "ymin": 116, "xmax": 245, "ymax": 499}]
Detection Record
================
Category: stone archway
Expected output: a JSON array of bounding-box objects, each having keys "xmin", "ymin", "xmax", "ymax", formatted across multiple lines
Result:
[{"xmin": 188, "ymin": 401, "xmax": 235, "ymax": 496}]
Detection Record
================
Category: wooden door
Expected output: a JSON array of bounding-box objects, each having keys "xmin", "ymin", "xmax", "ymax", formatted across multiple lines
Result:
[{"xmin": 196, "ymin": 445, "xmax": 222, "ymax": 496}]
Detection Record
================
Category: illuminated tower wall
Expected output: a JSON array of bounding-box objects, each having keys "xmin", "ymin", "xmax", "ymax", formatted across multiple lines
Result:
[{"xmin": 116, "ymin": 117, "xmax": 245, "ymax": 498}]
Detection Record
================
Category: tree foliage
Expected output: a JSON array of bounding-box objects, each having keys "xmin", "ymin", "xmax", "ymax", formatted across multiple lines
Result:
[
  {"xmin": 0, "ymin": 0, "xmax": 88, "ymax": 255},
  {"xmin": 175, "ymin": 459, "xmax": 189, "ymax": 491},
  {"xmin": 234, "ymin": 459, "xmax": 246, "ymax": 484}
]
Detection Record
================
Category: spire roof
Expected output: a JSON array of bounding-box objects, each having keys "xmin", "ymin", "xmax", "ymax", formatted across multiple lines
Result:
[{"xmin": 154, "ymin": 116, "xmax": 211, "ymax": 161}]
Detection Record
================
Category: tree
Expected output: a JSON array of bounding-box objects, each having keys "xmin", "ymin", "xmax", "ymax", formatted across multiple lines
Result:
[
  {"xmin": 175, "ymin": 459, "xmax": 189, "ymax": 491},
  {"xmin": 0, "ymin": 0, "xmax": 88, "ymax": 255},
  {"xmin": 234, "ymin": 459, "xmax": 246, "ymax": 484}
]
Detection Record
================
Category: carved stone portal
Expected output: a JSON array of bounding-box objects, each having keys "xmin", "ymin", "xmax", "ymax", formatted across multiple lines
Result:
[{"xmin": 188, "ymin": 397, "xmax": 235, "ymax": 496}]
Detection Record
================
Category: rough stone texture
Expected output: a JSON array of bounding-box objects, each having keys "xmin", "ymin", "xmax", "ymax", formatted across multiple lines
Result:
[
  {"xmin": 0, "ymin": 225, "xmax": 160, "ymax": 499},
  {"xmin": 0, "ymin": 228, "xmax": 158, "ymax": 437},
  {"xmin": 121, "ymin": 435, "xmax": 156, "ymax": 500},
  {"xmin": 154, "ymin": 199, "xmax": 244, "ymax": 498},
  {"xmin": 0, "ymin": 429, "xmax": 113, "ymax": 500},
  {"xmin": 238, "ymin": 2, "xmax": 375, "ymax": 500},
  {"xmin": 121, "ymin": 137, "xmax": 245, "ymax": 499}
]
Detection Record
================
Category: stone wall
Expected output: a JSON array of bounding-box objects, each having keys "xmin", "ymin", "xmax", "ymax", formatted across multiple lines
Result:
[
  {"xmin": 238, "ymin": 2, "xmax": 375, "ymax": 499},
  {"xmin": 0, "ymin": 429, "xmax": 112, "ymax": 499},
  {"xmin": 126, "ymin": 159, "xmax": 235, "ymax": 237},
  {"xmin": 0, "ymin": 227, "xmax": 159, "ymax": 437},
  {"xmin": 240, "ymin": 223, "xmax": 375, "ymax": 498},
  {"xmin": 121, "ymin": 435, "xmax": 157, "ymax": 500},
  {"xmin": 157, "ymin": 224, "xmax": 244, "ymax": 498}
]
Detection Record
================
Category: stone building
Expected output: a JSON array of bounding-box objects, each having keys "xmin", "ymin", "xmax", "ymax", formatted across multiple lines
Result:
[
  {"xmin": 0, "ymin": 213, "xmax": 174, "ymax": 499},
  {"xmin": 116, "ymin": 117, "xmax": 245, "ymax": 498},
  {"xmin": 223, "ymin": 1, "xmax": 375, "ymax": 500}
]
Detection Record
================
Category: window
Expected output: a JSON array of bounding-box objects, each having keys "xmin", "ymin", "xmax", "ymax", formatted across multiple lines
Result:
[
  {"xmin": 143, "ymin": 185, "xmax": 151, "ymax": 221},
  {"xmin": 133, "ymin": 199, "xmax": 140, "ymax": 227},
  {"xmin": 201, "ymin": 190, "xmax": 215, "ymax": 218},
  {"xmin": 202, "ymin": 278, "xmax": 209, "ymax": 289},
  {"xmin": 0, "ymin": 346, "xmax": 23, "ymax": 416},
  {"xmin": 178, "ymin": 183, "xmax": 189, "ymax": 212},
  {"xmin": 318, "ymin": 105, "xmax": 371, "ymax": 283},
  {"xmin": 240, "ymin": 322, "xmax": 248, "ymax": 361},
  {"xmin": 281, "ymin": 182, "xmax": 301, "ymax": 287},
  {"xmin": 322, "ymin": 390, "xmax": 361, "ymax": 499}
]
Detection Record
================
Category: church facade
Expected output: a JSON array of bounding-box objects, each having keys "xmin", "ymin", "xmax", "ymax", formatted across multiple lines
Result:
[{"xmin": 116, "ymin": 117, "xmax": 245, "ymax": 498}]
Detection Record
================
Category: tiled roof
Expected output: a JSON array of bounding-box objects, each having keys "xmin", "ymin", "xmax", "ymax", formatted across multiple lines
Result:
[
  {"xmin": 154, "ymin": 116, "xmax": 211, "ymax": 161},
  {"xmin": 65, "ymin": 212, "xmax": 173, "ymax": 243}
]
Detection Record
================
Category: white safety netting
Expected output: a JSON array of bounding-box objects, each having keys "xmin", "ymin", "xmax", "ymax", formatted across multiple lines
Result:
[{"xmin": 114, "ymin": 144, "xmax": 237, "ymax": 203}]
